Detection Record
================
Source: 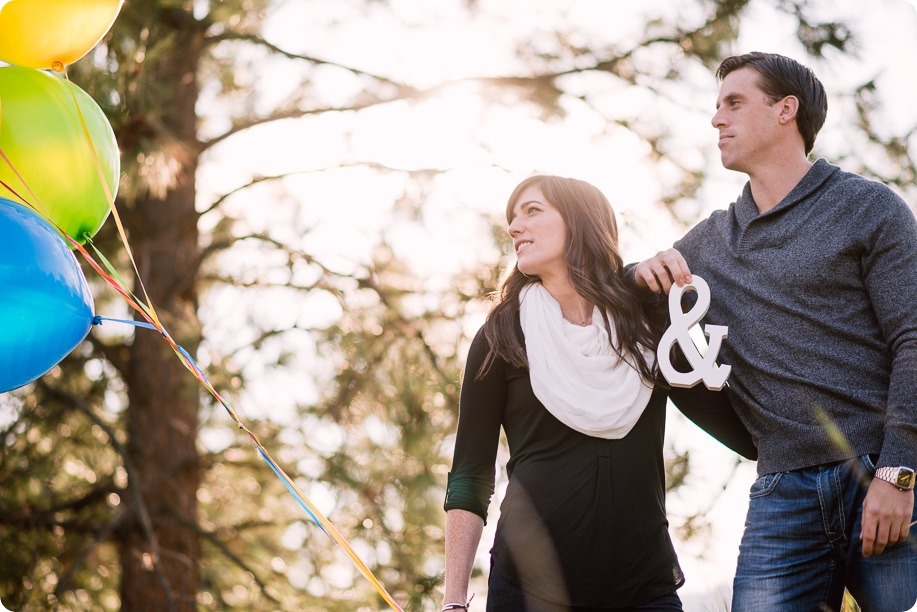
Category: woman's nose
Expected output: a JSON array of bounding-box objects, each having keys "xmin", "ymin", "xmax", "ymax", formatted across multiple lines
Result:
[{"xmin": 508, "ymin": 217, "xmax": 522, "ymax": 236}]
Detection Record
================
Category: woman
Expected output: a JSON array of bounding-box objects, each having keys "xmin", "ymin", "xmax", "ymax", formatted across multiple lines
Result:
[{"xmin": 442, "ymin": 175, "xmax": 755, "ymax": 611}]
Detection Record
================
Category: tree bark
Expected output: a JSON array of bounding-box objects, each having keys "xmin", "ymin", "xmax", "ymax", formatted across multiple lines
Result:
[{"xmin": 118, "ymin": 19, "xmax": 204, "ymax": 611}]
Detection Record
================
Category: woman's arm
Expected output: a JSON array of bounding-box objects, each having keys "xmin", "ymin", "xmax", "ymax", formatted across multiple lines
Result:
[
  {"xmin": 442, "ymin": 509, "xmax": 485, "ymax": 608},
  {"xmin": 442, "ymin": 327, "xmax": 507, "ymax": 607}
]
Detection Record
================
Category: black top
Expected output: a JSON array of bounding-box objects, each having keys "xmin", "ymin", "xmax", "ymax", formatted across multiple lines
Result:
[{"xmin": 444, "ymin": 324, "xmax": 755, "ymax": 608}]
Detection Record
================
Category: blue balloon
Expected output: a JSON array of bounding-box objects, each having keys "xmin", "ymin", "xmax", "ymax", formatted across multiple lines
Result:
[{"xmin": 0, "ymin": 197, "xmax": 94, "ymax": 392}]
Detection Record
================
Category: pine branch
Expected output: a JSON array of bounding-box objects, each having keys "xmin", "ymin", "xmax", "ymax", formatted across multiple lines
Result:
[
  {"xmin": 205, "ymin": 30, "xmax": 415, "ymax": 92},
  {"xmin": 199, "ymin": 90, "xmax": 425, "ymax": 152},
  {"xmin": 42, "ymin": 386, "xmax": 177, "ymax": 606},
  {"xmin": 185, "ymin": 516, "xmax": 281, "ymax": 604},
  {"xmin": 0, "ymin": 480, "xmax": 118, "ymax": 529},
  {"xmin": 54, "ymin": 509, "xmax": 129, "ymax": 598},
  {"xmin": 199, "ymin": 162, "xmax": 449, "ymax": 217},
  {"xmin": 357, "ymin": 271, "xmax": 454, "ymax": 387}
]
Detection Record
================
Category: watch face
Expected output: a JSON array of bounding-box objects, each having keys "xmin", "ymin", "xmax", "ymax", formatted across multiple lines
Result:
[{"xmin": 897, "ymin": 468, "xmax": 916, "ymax": 490}]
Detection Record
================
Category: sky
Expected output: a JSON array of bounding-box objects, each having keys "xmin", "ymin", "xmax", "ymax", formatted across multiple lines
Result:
[{"xmin": 191, "ymin": 0, "xmax": 917, "ymax": 608}]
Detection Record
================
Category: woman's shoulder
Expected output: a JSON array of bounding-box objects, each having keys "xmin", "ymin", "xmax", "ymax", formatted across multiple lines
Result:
[
  {"xmin": 466, "ymin": 315, "xmax": 526, "ymax": 377},
  {"xmin": 471, "ymin": 312, "xmax": 525, "ymax": 345},
  {"xmin": 469, "ymin": 322, "xmax": 495, "ymax": 350},
  {"xmin": 466, "ymin": 323, "xmax": 496, "ymax": 368}
]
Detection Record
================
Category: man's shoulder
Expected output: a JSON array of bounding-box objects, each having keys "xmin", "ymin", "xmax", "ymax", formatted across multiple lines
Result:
[
  {"xmin": 822, "ymin": 162, "xmax": 907, "ymax": 209},
  {"xmin": 678, "ymin": 203, "xmax": 735, "ymax": 243},
  {"xmin": 815, "ymin": 165, "xmax": 916, "ymax": 242}
]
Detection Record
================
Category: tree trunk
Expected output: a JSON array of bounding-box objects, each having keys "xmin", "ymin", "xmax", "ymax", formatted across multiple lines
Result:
[{"xmin": 119, "ymin": 20, "xmax": 203, "ymax": 611}]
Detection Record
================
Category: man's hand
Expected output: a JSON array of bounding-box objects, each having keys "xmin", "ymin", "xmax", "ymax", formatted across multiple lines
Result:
[
  {"xmin": 633, "ymin": 248, "xmax": 693, "ymax": 294},
  {"xmin": 861, "ymin": 478, "xmax": 915, "ymax": 557}
]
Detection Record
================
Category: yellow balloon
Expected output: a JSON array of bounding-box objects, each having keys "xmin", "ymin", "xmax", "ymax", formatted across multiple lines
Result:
[{"xmin": 0, "ymin": 0, "xmax": 124, "ymax": 69}]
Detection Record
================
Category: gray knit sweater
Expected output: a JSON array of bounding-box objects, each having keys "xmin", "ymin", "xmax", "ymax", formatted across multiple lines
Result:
[{"xmin": 675, "ymin": 159, "xmax": 917, "ymax": 476}]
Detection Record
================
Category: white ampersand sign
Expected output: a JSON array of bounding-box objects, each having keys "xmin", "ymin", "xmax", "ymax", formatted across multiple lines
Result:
[{"xmin": 657, "ymin": 275, "xmax": 731, "ymax": 390}]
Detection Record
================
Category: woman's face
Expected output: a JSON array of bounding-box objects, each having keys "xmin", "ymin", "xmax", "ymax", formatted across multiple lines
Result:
[{"xmin": 507, "ymin": 185, "xmax": 567, "ymax": 280}]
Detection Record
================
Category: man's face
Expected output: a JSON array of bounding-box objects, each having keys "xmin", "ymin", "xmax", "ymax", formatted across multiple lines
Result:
[{"xmin": 711, "ymin": 67, "xmax": 784, "ymax": 173}]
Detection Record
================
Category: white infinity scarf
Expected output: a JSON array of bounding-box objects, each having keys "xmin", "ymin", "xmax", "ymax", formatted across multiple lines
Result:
[{"xmin": 519, "ymin": 283, "xmax": 654, "ymax": 439}]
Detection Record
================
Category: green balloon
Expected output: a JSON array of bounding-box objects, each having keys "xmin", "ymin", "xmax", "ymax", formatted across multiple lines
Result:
[{"xmin": 0, "ymin": 66, "xmax": 119, "ymax": 244}]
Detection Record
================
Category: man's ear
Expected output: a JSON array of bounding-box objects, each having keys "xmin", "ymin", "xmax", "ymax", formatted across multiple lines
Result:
[{"xmin": 778, "ymin": 95, "xmax": 799, "ymax": 125}]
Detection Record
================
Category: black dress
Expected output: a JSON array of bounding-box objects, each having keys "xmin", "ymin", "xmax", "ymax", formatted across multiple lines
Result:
[{"xmin": 444, "ymin": 326, "xmax": 755, "ymax": 608}]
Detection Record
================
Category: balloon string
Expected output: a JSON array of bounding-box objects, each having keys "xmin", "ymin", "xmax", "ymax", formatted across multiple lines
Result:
[
  {"xmin": 0, "ymin": 175, "xmax": 32, "ymax": 207},
  {"xmin": 0, "ymin": 147, "xmax": 50, "ymax": 216},
  {"xmin": 85, "ymin": 238, "xmax": 158, "ymax": 323},
  {"xmin": 1, "ymin": 145, "xmax": 153, "ymax": 318},
  {"xmin": 80, "ymin": 227, "xmax": 403, "ymax": 610},
  {"xmin": 60, "ymin": 67, "xmax": 164, "ymax": 332},
  {"xmin": 0, "ymin": 154, "xmax": 153, "ymax": 322},
  {"xmin": 92, "ymin": 316, "xmax": 404, "ymax": 611},
  {"xmin": 93, "ymin": 316, "xmax": 158, "ymax": 331}
]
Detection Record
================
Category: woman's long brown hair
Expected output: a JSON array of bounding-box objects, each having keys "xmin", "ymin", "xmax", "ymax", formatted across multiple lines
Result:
[{"xmin": 478, "ymin": 175, "xmax": 662, "ymax": 384}]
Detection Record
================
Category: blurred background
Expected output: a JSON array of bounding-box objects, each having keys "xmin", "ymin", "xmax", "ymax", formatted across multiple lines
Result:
[{"xmin": 1, "ymin": 0, "xmax": 915, "ymax": 610}]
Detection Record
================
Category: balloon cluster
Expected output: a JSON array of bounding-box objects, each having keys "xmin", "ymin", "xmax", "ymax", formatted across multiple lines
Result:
[
  {"xmin": 0, "ymin": 0, "xmax": 123, "ymax": 392},
  {"xmin": 0, "ymin": 7, "xmax": 404, "ymax": 606}
]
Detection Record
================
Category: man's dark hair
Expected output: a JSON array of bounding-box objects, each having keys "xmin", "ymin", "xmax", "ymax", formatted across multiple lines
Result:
[{"xmin": 717, "ymin": 52, "xmax": 827, "ymax": 155}]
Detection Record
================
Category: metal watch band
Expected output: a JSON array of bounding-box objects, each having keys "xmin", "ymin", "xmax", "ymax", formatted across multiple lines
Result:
[{"xmin": 875, "ymin": 466, "xmax": 916, "ymax": 491}]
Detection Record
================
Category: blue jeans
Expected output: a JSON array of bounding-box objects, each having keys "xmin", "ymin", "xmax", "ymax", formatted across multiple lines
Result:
[
  {"xmin": 732, "ymin": 455, "xmax": 917, "ymax": 611},
  {"xmin": 486, "ymin": 564, "xmax": 683, "ymax": 611}
]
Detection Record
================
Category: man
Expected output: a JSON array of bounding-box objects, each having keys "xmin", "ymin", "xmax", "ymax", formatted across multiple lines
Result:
[{"xmin": 634, "ymin": 52, "xmax": 917, "ymax": 611}]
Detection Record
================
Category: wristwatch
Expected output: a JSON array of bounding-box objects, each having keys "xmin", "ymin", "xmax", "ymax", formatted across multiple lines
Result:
[{"xmin": 875, "ymin": 466, "xmax": 916, "ymax": 491}]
